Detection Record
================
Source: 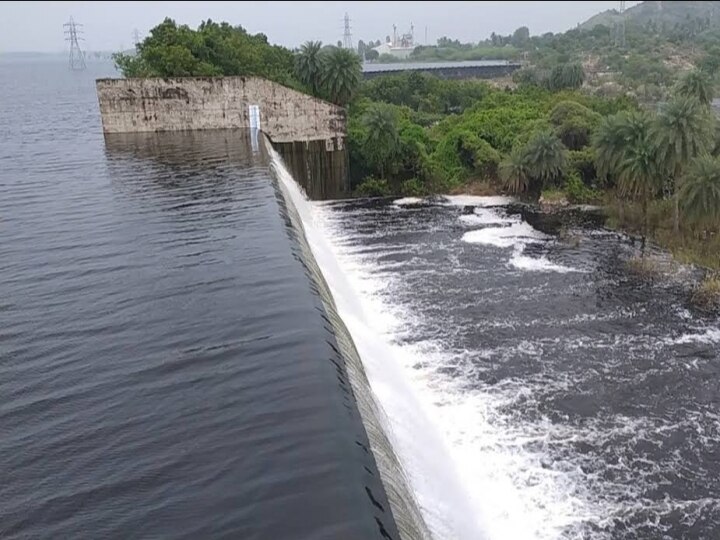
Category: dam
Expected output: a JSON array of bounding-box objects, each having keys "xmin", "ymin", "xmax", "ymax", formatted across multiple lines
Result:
[
  {"xmin": 96, "ymin": 76, "xmax": 351, "ymax": 199},
  {"xmin": 5, "ymin": 59, "xmax": 720, "ymax": 540},
  {"xmin": 0, "ymin": 65, "xmax": 437, "ymax": 540}
]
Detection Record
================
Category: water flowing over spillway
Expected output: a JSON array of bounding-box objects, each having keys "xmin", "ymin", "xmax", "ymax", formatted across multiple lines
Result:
[
  {"xmin": 0, "ymin": 57, "xmax": 421, "ymax": 539},
  {"xmin": 269, "ymin": 147, "xmax": 480, "ymax": 540},
  {"xmin": 282, "ymin": 191, "xmax": 720, "ymax": 539},
  {"xmin": 2, "ymin": 55, "xmax": 720, "ymax": 540}
]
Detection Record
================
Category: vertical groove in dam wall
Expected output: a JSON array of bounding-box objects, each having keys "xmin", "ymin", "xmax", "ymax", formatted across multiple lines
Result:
[
  {"xmin": 266, "ymin": 135, "xmax": 432, "ymax": 540},
  {"xmin": 273, "ymin": 139, "xmax": 350, "ymax": 199}
]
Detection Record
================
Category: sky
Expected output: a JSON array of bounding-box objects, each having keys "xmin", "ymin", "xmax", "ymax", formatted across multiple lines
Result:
[{"xmin": 1, "ymin": 1, "xmax": 640, "ymax": 53}]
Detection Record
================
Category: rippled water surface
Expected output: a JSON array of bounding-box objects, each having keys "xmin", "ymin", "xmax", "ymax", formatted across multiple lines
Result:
[
  {"xmin": 3, "ymin": 56, "xmax": 720, "ymax": 540},
  {"xmin": 314, "ymin": 196, "xmax": 720, "ymax": 539},
  {"xmin": 0, "ymin": 58, "xmax": 397, "ymax": 540}
]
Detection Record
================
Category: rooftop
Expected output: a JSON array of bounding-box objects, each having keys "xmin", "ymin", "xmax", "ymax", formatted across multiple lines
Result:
[{"xmin": 362, "ymin": 60, "xmax": 520, "ymax": 73}]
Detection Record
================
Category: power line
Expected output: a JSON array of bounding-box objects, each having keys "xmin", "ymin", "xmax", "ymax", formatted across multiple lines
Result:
[{"xmin": 63, "ymin": 17, "xmax": 86, "ymax": 71}]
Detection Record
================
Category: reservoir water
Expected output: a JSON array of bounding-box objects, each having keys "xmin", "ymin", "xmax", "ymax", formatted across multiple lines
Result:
[{"xmin": 2, "ymin": 56, "xmax": 719, "ymax": 539}]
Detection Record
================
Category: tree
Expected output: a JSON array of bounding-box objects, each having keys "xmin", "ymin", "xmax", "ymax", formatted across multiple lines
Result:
[
  {"xmin": 512, "ymin": 26, "xmax": 530, "ymax": 47},
  {"xmin": 320, "ymin": 48, "xmax": 362, "ymax": 105},
  {"xmin": 617, "ymin": 131, "xmax": 662, "ymax": 251},
  {"xmin": 113, "ymin": 18, "xmax": 295, "ymax": 84},
  {"xmin": 549, "ymin": 100, "xmax": 601, "ymax": 150},
  {"xmin": 674, "ymin": 69, "xmax": 714, "ymax": 106},
  {"xmin": 361, "ymin": 103, "xmax": 400, "ymax": 179},
  {"xmin": 547, "ymin": 63, "xmax": 585, "ymax": 90},
  {"xmin": 295, "ymin": 41, "xmax": 324, "ymax": 95},
  {"xmin": 593, "ymin": 110, "xmax": 653, "ymax": 184},
  {"xmin": 365, "ymin": 49, "xmax": 379, "ymax": 62},
  {"xmin": 522, "ymin": 131, "xmax": 568, "ymax": 189},
  {"xmin": 698, "ymin": 46, "xmax": 720, "ymax": 75},
  {"xmin": 680, "ymin": 155, "xmax": 720, "ymax": 227},
  {"xmin": 500, "ymin": 146, "xmax": 530, "ymax": 194},
  {"xmin": 653, "ymin": 96, "xmax": 712, "ymax": 232}
]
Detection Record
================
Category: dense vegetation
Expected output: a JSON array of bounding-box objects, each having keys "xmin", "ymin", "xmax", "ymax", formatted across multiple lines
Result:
[
  {"xmin": 113, "ymin": 18, "xmax": 361, "ymax": 105},
  {"xmin": 117, "ymin": 14, "xmax": 720, "ymax": 275},
  {"xmin": 113, "ymin": 18, "xmax": 297, "ymax": 86},
  {"xmin": 353, "ymin": 2, "xmax": 720, "ymax": 105},
  {"xmin": 348, "ymin": 67, "xmax": 719, "ymax": 270}
]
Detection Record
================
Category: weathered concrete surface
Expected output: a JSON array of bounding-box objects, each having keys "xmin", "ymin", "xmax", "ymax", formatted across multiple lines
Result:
[{"xmin": 96, "ymin": 77, "xmax": 346, "ymax": 143}]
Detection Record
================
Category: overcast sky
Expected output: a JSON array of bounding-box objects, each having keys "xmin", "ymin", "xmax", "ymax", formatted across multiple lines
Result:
[{"xmin": 1, "ymin": 1, "xmax": 639, "ymax": 53}]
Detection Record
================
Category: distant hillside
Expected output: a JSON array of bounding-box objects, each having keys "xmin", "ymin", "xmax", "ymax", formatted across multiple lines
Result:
[{"xmin": 581, "ymin": 1, "xmax": 720, "ymax": 31}]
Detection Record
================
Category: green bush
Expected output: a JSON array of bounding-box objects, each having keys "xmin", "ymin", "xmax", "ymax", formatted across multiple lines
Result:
[
  {"xmin": 430, "ymin": 129, "xmax": 501, "ymax": 185},
  {"xmin": 400, "ymin": 178, "xmax": 428, "ymax": 197},
  {"xmin": 565, "ymin": 171, "xmax": 601, "ymax": 204},
  {"xmin": 568, "ymin": 148, "xmax": 597, "ymax": 185},
  {"xmin": 397, "ymin": 121, "xmax": 432, "ymax": 181},
  {"xmin": 473, "ymin": 138, "xmax": 502, "ymax": 179},
  {"xmin": 354, "ymin": 177, "xmax": 391, "ymax": 198},
  {"xmin": 514, "ymin": 119, "xmax": 554, "ymax": 148},
  {"xmin": 549, "ymin": 101, "xmax": 601, "ymax": 150},
  {"xmin": 512, "ymin": 67, "xmax": 541, "ymax": 86}
]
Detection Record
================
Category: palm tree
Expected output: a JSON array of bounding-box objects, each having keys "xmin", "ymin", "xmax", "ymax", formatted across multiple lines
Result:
[
  {"xmin": 320, "ymin": 48, "xmax": 362, "ymax": 106},
  {"xmin": 653, "ymin": 96, "xmax": 712, "ymax": 233},
  {"xmin": 563, "ymin": 63, "xmax": 585, "ymax": 89},
  {"xmin": 593, "ymin": 113, "xmax": 630, "ymax": 181},
  {"xmin": 593, "ymin": 110, "xmax": 653, "ymax": 183},
  {"xmin": 680, "ymin": 155, "xmax": 720, "ymax": 227},
  {"xmin": 617, "ymin": 131, "xmax": 663, "ymax": 252},
  {"xmin": 499, "ymin": 146, "xmax": 530, "ymax": 194},
  {"xmin": 674, "ymin": 69, "xmax": 714, "ymax": 107},
  {"xmin": 294, "ymin": 41, "xmax": 323, "ymax": 95},
  {"xmin": 522, "ymin": 130, "xmax": 567, "ymax": 189},
  {"xmin": 362, "ymin": 103, "xmax": 400, "ymax": 180}
]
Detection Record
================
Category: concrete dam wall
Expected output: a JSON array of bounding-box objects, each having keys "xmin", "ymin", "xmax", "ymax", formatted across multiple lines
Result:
[
  {"xmin": 96, "ymin": 77, "xmax": 349, "ymax": 197},
  {"xmin": 96, "ymin": 77, "xmax": 346, "ymax": 144}
]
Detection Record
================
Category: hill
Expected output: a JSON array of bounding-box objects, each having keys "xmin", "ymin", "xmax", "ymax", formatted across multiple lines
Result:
[{"xmin": 581, "ymin": 1, "xmax": 720, "ymax": 32}]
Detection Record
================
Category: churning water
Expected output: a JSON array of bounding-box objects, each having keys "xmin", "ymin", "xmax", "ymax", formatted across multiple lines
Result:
[
  {"xmin": 3, "ymin": 55, "xmax": 720, "ymax": 540},
  {"xmin": 306, "ymin": 196, "xmax": 720, "ymax": 540}
]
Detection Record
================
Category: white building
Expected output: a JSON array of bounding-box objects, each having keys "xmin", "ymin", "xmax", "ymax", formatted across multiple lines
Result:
[{"xmin": 372, "ymin": 24, "xmax": 415, "ymax": 59}]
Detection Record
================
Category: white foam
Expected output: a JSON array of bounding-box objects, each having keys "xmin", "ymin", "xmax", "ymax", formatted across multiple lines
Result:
[
  {"xmin": 393, "ymin": 197, "xmax": 424, "ymax": 206},
  {"xmin": 442, "ymin": 195, "xmax": 515, "ymax": 207},
  {"xmin": 510, "ymin": 252, "xmax": 582, "ymax": 274},
  {"xmin": 270, "ymin": 148, "xmax": 483, "ymax": 540},
  {"xmin": 458, "ymin": 209, "xmax": 515, "ymax": 227},
  {"xmin": 674, "ymin": 327, "xmax": 720, "ymax": 344},
  {"xmin": 462, "ymin": 222, "xmax": 547, "ymax": 249}
]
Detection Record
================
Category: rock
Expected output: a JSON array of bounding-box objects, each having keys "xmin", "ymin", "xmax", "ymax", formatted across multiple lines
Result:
[{"xmin": 424, "ymin": 194, "xmax": 451, "ymax": 205}]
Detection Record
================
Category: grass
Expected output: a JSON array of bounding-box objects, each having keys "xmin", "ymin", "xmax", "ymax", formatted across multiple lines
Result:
[
  {"xmin": 604, "ymin": 194, "xmax": 720, "ymax": 271},
  {"xmin": 539, "ymin": 189, "xmax": 569, "ymax": 205},
  {"xmin": 691, "ymin": 274, "xmax": 720, "ymax": 311}
]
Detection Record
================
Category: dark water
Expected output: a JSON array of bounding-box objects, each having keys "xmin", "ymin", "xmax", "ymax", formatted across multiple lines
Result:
[
  {"xmin": 315, "ymin": 197, "xmax": 720, "ymax": 539},
  {"xmin": 0, "ymin": 59, "xmax": 397, "ymax": 539}
]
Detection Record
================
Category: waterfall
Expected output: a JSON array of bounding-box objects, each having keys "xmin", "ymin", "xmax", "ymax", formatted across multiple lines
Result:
[{"xmin": 266, "ymin": 137, "xmax": 483, "ymax": 540}]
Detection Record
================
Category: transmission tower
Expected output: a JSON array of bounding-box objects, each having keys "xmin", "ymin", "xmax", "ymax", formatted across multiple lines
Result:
[
  {"xmin": 132, "ymin": 28, "xmax": 141, "ymax": 47},
  {"xmin": 615, "ymin": 1, "xmax": 626, "ymax": 48},
  {"xmin": 343, "ymin": 13, "xmax": 353, "ymax": 50},
  {"xmin": 63, "ymin": 17, "xmax": 86, "ymax": 71}
]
